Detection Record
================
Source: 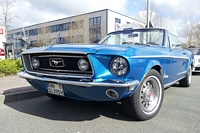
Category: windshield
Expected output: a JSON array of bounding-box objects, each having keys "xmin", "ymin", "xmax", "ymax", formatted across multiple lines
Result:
[{"xmin": 99, "ymin": 29, "xmax": 164, "ymax": 46}]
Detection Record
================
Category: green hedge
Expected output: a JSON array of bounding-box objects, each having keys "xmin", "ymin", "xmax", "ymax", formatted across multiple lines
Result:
[{"xmin": 0, "ymin": 59, "xmax": 23, "ymax": 77}]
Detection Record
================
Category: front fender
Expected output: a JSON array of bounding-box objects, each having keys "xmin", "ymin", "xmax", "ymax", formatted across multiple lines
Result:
[{"xmin": 140, "ymin": 60, "xmax": 162, "ymax": 84}]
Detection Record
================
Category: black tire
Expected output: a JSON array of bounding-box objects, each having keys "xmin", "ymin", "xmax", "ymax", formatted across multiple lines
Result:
[
  {"xmin": 45, "ymin": 93, "xmax": 66, "ymax": 100},
  {"xmin": 122, "ymin": 69, "xmax": 164, "ymax": 121},
  {"xmin": 179, "ymin": 66, "xmax": 192, "ymax": 87}
]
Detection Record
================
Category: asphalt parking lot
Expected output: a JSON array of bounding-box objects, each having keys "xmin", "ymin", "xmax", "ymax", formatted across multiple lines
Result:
[{"xmin": 0, "ymin": 74, "xmax": 199, "ymax": 133}]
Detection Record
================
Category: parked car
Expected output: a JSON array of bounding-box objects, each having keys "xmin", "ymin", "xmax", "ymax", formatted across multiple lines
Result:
[
  {"xmin": 187, "ymin": 48, "xmax": 200, "ymax": 72},
  {"xmin": 18, "ymin": 28, "xmax": 193, "ymax": 120}
]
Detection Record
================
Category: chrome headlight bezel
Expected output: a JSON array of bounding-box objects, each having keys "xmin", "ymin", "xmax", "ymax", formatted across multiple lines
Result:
[
  {"xmin": 78, "ymin": 59, "xmax": 89, "ymax": 71},
  {"xmin": 31, "ymin": 57, "xmax": 40, "ymax": 69},
  {"xmin": 110, "ymin": 56, "xmax": 129, "ymax": 76}
]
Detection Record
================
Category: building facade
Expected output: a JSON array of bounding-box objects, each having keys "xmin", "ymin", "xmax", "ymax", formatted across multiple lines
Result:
[{"xmin": 7, "ymin": 9, "xmax": 144, "ymax": 57}]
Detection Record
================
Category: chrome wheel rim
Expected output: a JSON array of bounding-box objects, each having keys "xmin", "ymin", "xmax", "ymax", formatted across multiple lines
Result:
[{"xmin": 139, "ymin": 76, "xmax": 162, "ymax": 114}]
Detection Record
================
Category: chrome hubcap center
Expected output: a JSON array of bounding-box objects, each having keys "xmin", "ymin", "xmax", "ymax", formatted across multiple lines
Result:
[{"xmin": 144, "ymin": 90, "xmax": 154, "ymax": 103}]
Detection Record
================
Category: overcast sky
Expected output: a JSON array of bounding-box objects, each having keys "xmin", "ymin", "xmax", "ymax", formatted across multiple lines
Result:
[{"xmin": 4, "ymin": 0, "xmax": 200, "ymax": 37}]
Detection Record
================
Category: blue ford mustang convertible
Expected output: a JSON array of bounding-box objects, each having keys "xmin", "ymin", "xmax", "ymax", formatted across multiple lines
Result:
[{"xmin": 18, "ymin": 28, "xmax": 193, "ymax": 120}]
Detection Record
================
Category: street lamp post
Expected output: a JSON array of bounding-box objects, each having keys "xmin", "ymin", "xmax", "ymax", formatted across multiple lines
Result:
[{"xmin": 147, "ymin": 0, "xmax": 150, "ymax": 28}]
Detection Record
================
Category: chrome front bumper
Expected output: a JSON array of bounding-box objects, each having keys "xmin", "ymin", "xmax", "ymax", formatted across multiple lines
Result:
[{"xmin": 18, "ymin": 71, "xmax": 139, "ymax": 88}]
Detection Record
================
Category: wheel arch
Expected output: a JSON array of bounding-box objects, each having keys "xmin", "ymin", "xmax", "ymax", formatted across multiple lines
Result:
[
  {"xmin": 133, "ymin": 60, "xmax": 163, "ymax": 95},
  {"xmin": 152, "ymin": 65, "xmax": 162, "ymax": 76},
  {"xmin": 141, "ymin": 60, "xmax": 163, "ymax": 82}
]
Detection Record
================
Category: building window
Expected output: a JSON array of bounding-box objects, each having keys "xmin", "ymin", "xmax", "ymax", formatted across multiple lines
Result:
[
  {"xmin": 60, "ymin": 22, "xmax": 70, "ymax": 30},
  {"xmin": 60, "ymin": 37, "xmax": 68, "ymax": 44},
  {"xmin": 16, "ymin": 32, "xmax": 23, "ymax": 37},
  {"xmin": 115, "ymin": 18, "xmax": 121, "ymax": 24},
  {"xmin": 51, "ymin": 25, "xmax": 60, "ymax": 32},
  {"xmin": 7, "ymin": 34, "xmax": 12, "ymax": 40},
  {"xmin": 89, "ymin": 17, "xmax": 101, "ymax": 43},
  {"xmin": 59, "ymin": 23, "xmax": 71, "ymax": 31},
  {"xmin": 66, "ymin": 22, "xmax": 71, "ymax": 30},
  {"xmin": 60, "ymin": 23, "xmax": 66, "ymax": 31},
  {"xmin": 25, "ymin": 30, "xmax": 29, "ymax": 36},
  {"xmin": 29, "ymin": 29, "xmax": 38, "ymax": 36},
  {"xmin": 12, "ymin": 33, "xmax": 17, "ymax": 38},
  {"xmin": 89, "ymin": 27, "xmax": 101, "ymax": 43},
  {"xmin": 90, "ymin": 17, "xmax": 101, "ymax": 27}
]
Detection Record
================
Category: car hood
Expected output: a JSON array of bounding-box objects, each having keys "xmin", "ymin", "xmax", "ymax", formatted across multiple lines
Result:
[
  {"xmin": 22, "ymin": 43, "xmax": 166, "ymax": 56},
  {"xmin": 23, "ymin": 44, "xmax": 132, "ymax": 54}
]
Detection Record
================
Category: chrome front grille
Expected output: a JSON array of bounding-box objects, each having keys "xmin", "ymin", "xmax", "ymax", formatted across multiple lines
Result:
[{"xmin": 22, "ymin": 53, "xmax": 93, "ymax": 77}]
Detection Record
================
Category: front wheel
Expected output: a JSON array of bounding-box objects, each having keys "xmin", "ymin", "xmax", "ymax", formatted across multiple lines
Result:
[{"xmin": 122, "ymin": 69, "xmax": 164, "ymax": 120}]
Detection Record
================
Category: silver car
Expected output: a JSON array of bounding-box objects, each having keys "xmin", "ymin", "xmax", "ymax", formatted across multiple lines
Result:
[{"xmin": 187, "ymin": 48, "xmax": 200, "ymax": 72}]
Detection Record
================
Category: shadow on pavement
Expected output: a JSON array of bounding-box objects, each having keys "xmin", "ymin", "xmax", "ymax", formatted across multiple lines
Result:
[
  {"xmin": 5, "ymin": 96, "xmax": 137, "ymax": 122},
  {"xmin": 3, "ymin": 86, "xmax": 35, "ymax": 95}
]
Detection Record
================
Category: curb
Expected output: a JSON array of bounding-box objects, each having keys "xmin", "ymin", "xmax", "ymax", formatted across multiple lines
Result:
[{"xmin": 0, "ymin": 90, "xmax": 44, "ymax": 104}]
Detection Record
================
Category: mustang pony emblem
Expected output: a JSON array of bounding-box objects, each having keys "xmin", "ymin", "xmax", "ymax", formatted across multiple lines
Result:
[
  {"xmin": 49, "ymin": 58, "xmax": 65, "ymax": 67},
  {"xmin": 52, "ymin": 60, "xmax": 61, "ymax": 65}
]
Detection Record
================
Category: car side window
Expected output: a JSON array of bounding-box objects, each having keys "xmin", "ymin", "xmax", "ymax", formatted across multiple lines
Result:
[
  {"xmin": 165, "ymin": 36, "xmax": 170, "ymax": 48},
  {"xmin": 168, "ymin": 33, "xmax": 181, "ymax": 50}
]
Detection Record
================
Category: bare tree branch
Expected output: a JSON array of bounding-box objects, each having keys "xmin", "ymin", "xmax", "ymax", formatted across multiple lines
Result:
[
  {"xmin": 0, "ymin": 0, "xmax": 17, "ymax": 42},
  {"xmin": 181, "ymin": 17, "xmax": 199, "ymax": 47},
  {"xmin": 134, "ymin": 0, "xmax": 169, "ymax": 29}
]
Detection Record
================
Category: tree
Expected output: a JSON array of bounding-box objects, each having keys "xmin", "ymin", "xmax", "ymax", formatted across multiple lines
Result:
[
  {"xmin": 36, "ymin": 23, "xmax": 51, "ymax": 47},
  {"xmin": 181, "ymin": 17, "xmax": 200, "ymax": 47},
  {"xmin": 192, "ymin": 24, "xmax": 200, "ymax": 47},
  {"xmin": 0, "ymin": 0, "xmax": 17, "ymax": 42},
  {"xmin": 181, "ymin": 17, "xmax": 194, "ymax": 46},
  {"xmin": 69, "ymin": 14, "xmax": 85, "ymax": 43},
  {"xmin": 134, "ymin": 0, "xmax": 169, "ymax": 29}
]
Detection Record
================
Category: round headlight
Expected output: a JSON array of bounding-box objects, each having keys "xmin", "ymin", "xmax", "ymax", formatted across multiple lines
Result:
[
  {"xmin": 111, "ymin": 57, "xmax": 129, "ymax": 76},
  {"xmin": 32, "ymin": 57, "xmax": 40, "ymax": 69},
  {"xmin": 78, "ymin": 59, "xmax": 89, "ymax": 71}
]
